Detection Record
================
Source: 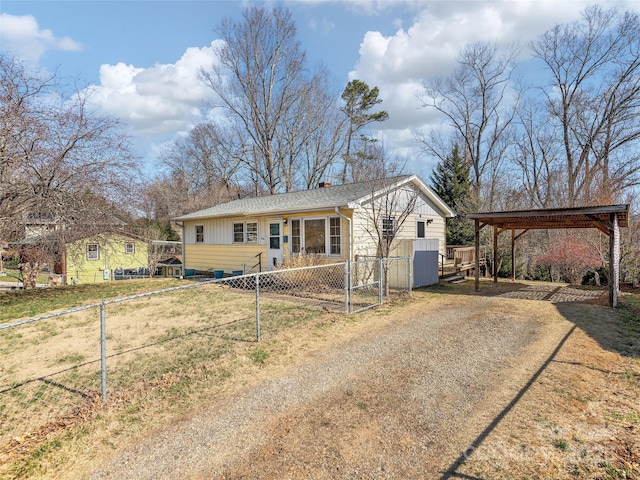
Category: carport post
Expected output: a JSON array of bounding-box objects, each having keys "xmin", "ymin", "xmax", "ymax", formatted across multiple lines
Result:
[
  {"xmin": 609, "ymin": 214, "xmax": 620, "ymax": 308},
  {"xmin": 475, "ymin": 220, "xmax": 480, "ymax": 292},
  {"xmin": 493, "ymin": 226, "xmax": 498, "ymax": 283},
  {"xmin": 511, "ymin": 229, "xmax": 515, "ymax": 281}
]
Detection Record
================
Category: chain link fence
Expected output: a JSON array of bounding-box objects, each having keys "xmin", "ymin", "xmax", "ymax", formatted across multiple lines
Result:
[
  {"xmin": 0, "ymin": 257, "xmax": 410, "ymax": 457},
  {"xmin": 0, "ymin": 271, "xmax": 154, "ymax": 289}
]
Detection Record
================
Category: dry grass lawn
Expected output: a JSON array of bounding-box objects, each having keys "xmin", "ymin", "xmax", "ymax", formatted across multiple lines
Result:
[
  {"xmin": 1, "ymin": 278, "xmax": 638, "ymax": 479},
  {"xmin": 454, "ymin": 294, "xmax": 640, "ymax": 478}
]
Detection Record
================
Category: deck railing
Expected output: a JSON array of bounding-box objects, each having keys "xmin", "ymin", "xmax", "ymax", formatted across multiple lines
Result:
[{"xmin": 452, "ymin": 246, "xmax": 486, "ymax": 273}]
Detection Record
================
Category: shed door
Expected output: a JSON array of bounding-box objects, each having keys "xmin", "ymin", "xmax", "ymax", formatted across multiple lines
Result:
[
  {"xmin": 268, "ymin": 221, "xmax": 283, "ymax": 270},
  {"xmin": 414, "ymin": 239, "xmax": 439, "ymax": 287}
]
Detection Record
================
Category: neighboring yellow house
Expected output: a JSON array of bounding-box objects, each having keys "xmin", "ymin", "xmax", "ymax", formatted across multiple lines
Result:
[
  {"xmin": 174, "ymin": 175, "xmax": 455, "ymax": 286},
  {"xmin": 60, "ymin": 233, "xmax": 149, "ymax": 284}
]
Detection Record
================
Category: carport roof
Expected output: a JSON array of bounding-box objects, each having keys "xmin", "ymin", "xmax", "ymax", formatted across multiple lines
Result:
[
  {"xmin": 467, "ymin": 204, "xmax": 629, "ymax": 232},
  {"xmin": 468, "ymin": 204, "xmax": 630, "ymax": 307}
]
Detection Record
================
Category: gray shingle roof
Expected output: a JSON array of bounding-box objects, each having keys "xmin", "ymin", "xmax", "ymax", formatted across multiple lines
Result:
[{"xmin": 174, "ymin": 175, "xmax": 454, "ymax": 221}]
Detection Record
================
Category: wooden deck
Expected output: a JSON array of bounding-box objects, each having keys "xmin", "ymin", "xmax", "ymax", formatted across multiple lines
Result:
[{"xmin": 443, "ymin": 245, "xmax": 487, "ymax": 276}]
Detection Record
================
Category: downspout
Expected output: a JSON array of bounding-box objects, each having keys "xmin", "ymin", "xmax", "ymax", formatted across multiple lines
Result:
[
  {"xmin": 176, "ymin": 221, "xmax": 185, "ymax": 278},
  {"xmin": 335, "ymin": 207, "xmax": 352, "ymax": 312}
]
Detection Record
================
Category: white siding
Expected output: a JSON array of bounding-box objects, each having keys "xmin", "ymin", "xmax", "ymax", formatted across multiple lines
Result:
[
  {"xmin": 183, "ymin": 217, "xmax": 271, "ymax": 245},
  {"xmin": 351, "ymin": 205, "xmax": 379, "ymax": 257},
  {"xmin": 413, "ymin": 195, "xmax": 442, "ymax": 216},
  {"xmin": 351, "ymin": 190, "xmax": 448, "ymax": 259}
]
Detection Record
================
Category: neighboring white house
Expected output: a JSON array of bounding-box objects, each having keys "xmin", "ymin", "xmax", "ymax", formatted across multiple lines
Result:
[{"xmin": 174, "ymin": 175, "xmax": 455, "ymax": 285}]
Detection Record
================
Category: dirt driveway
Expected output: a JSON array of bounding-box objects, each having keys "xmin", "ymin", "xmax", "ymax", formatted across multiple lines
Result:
[{"xmin": 85, "ymin": 286, "xmax": 636, "ymax": 480}]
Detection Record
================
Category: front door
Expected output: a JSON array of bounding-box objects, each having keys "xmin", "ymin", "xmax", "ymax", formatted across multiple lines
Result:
[{"xmin": 268, "ymin": 221, "xmax": 283, "ymax": 270}]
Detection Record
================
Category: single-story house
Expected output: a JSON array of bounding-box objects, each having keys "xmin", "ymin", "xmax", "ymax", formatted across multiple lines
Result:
[
  {"xmin": 57, "ymin": 232, "xmax": 149, "ymax": 284},
  {"xmin": 174, "ymin": 175, "xmax": 455, "ymax": 285}
]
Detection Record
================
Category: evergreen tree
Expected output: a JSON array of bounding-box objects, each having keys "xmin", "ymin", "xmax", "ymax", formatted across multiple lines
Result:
[
  {"xmin": 340, "ymin": 80, "xmax": 389, "ymax": 182},
  {"xmin": 159, "ymin": 221, "xmax": 180, "ymax": 241},
  {"xmin": 430, "ymin": 146, "xmax": 475, "ymax": 245}
]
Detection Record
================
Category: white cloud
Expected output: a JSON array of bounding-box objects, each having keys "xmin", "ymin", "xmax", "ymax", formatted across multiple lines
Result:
[
  {"xmin": 348, "ymin": 0, "xmax": 606, "ymax": 172},
  {"xmin": 0, "ymin": 13, "xmax": 82, "ymax": 64},
  {"xmin": 87, "ymin": 42, "xmax": 222, "ymax": 138}
]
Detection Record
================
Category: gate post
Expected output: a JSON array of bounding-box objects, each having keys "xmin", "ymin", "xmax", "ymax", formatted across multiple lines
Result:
[
  {"xmin": 255, "ymin": 273, "xmax": 261, "ymax": 342},
  {"xmin": 378, "ymin": 258, "xmax": 383, "ymax": 305},
  {"xmin": 344, "ymin": 262, "xmax": 350, "ymax": 314}
]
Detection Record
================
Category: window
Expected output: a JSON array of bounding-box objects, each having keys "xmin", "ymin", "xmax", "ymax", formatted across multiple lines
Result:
[
  {"xmin": 233, "ymin": 222, "xmax": 258, "ymax": 244},
  {"xmin": 269, "ymin": 223, "xmax": 280, "ymax": 249},
  {"xmin": 195, "ymin": 225, "xmax": 204, "ymax": 243},
  {"xmin": 86, "ymin": 243, "xmax": 100, "ymax": 261},
  {"xmin": 382, "ymin": 217, "xmax": 396, "ymax": 238},
  {"xmin": 417, "ymin": 220, "xmax": 426, "ymax": 239},
  {"xmin": 305, "ymin": 219, "xmax": 326, "ymax": 254},
  {"xmin": 289, "ymin": 216, "xmax": 341, "ymax": 255},
  {"xmin": 330, "ymin": 217, "xmax": 341, "ymax": 255},
  {"xmin": 233, "ymin": 223, "xmax": 244, "ymax": 243},
  {"xmin": 246, "ymin": 222, "xmax": 258, "ymax": 243},
  {"xmin": 291, "ymin": 219, "xmax": 301, "ymax": 253},
  {"xmin": 125, "ymin": 242, "xmax": 135, "ymax": 254}
]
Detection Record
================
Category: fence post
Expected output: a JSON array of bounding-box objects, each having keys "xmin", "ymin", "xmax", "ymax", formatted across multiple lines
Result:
[
  {"xmin": 407, "ymin": 256, "xmax": 412, "ymax": 296},
  {"xmin": 100, "ymin": 301, "xmax": 107, "ymax": 403},
  {"xmin": 255, "ymin": 273, "xmax": 260, "ymax": 342},
  {"xmin": 378, "ymin": 258, "xmax": 383, "ymax": 306},
  {"xmin": 344, "ymin": 262, "xmax": 350, "ymax": 314}
]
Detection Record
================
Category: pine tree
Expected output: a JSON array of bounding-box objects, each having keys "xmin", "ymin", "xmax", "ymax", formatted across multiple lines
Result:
[
  {"xmin": 340, "ymin": 80, "xmax": 389, "ymax": 182},
  {"xmin": 430, "ymin": 146, "xmax": 474, "ymax": 245},
  {"xmin": 159, "ymin": 221, "xmax": 180, "ymax": 241}
]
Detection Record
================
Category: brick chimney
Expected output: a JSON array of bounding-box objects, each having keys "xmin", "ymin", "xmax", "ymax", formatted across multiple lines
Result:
[{"xmin": 318, "ymin": 181, "xmax": 332, "ymax": 188}]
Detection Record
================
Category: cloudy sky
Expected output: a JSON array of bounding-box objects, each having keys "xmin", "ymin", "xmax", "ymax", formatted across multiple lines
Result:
[{"xmin": 1, "ymin": 0, "xmax": 634, "ymax": 180}]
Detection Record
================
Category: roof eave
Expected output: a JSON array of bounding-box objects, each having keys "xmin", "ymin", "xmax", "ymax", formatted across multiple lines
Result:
[
  {"xmin": 467, "ymin": 204, "xmax": 630, "ymax": 229},
  {"xmin": 175, "ymin": 204, "xmax": 354, "ymax": 221},
  {"xmin": 351, "ymin": 174, "xmax": 456, "ymax": 218}
]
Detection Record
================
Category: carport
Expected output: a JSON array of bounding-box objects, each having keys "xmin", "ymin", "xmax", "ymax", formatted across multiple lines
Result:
[{"xmin": 467, "ymin": 204, "xmax": 630, "ymax": 307}]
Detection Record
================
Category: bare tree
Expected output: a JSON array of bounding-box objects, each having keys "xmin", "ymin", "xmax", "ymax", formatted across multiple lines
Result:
[
  {"xmin": 620, "ymin": 212, "xmax": 640, "ymax": 287},
  {"xmin": 418, "ymin": 42, "xmax": 520, "ymax": 207},
  {"xmin": 531, "ymin": 5, "xmax": 640, "ymax": 206},
  {"xmin": 511, "ymin": 99, "xmax": 564, "ymax": 209},
  {"xmin": 199, "ymin": 6, "xmax": 343, "ymax": 194},
  {"xmin": 139, "ymin": 170, "xmax": 242, "ymax": 223},
  {"xmin": 157, "ymin": 120, "xmax": 245, "ymax": 216},
  {"xmin": 271, "ymin": 65, "xmax": 346, "ymax": 191},
  {"xmin": 298, "ymin": 90, "xmax": 346, "ymax": 189},
  {"xmin": 353, "ymin": 168, "xmax": 418, "ymax": 296},
  {"xmin": 160, "ymin": 122, "xmax": 241, "ymax": 195},
  {"xmin": 0, "ymin": 54, "xmax": 138, "ymax": 287}
]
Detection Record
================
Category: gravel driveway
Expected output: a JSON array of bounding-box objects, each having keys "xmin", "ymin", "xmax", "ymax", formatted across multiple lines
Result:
[{"xmin": 86, "ymin": 292, "xmax": 569, "ymax": 479}]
